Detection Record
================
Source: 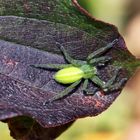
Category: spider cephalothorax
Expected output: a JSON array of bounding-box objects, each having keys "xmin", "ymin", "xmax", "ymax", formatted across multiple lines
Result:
[{"xmin": 32, "ymin": 39, "xmax": 127, "ymax": 103}]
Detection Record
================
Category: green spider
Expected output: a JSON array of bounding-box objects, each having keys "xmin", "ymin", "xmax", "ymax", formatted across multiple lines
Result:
[{"xmin": 32, "ymin": 39, "xmax": 127, "ymax": 103}]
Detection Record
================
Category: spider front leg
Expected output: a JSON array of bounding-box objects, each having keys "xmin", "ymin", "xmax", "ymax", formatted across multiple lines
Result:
[
  {"xmin": 89, "ymin": 56, "xmax": 112, "ymax": 66},
  {"xmin": 91, "ymin": 68, "xmax": 126, "ymax": 93},
  {"xmin": 56, "ymin": 42, "xmax": 86, "ymax": 66},
  {"xmin": 87, "ymin": 39, "xmax": 118, "ymax": 61},
  {"xmin": 104, "ymin": 78, "xmax": 127, "ymax": 92},
  {"xmin": 45, "ymin": 80, "xmax": 82, "ymax": 104}
]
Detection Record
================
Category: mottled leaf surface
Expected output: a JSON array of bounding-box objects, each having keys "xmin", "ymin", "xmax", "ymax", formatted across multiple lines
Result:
[
  {"xmin": 0, "ymin": 36, "xmax": 129, "ymax": 127},
  {"xmin": 0, "ymin": 0, "xmax": 139, "ymax": 138}
]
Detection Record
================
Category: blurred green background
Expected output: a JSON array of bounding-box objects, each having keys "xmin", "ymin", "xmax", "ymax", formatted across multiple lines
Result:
[{"xmin": 1, "ymin": 0, "xmax": 140, "ymax": 140}]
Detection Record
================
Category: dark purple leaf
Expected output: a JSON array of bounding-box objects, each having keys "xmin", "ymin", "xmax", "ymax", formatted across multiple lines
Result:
[
  {"xmin": 0, "ymin": 37, "xmax": 129, "ymax": 127},
  {"xmin": 0, "ymin": 0, "xmax": 139, "ymax": 139},
  {"xmin": 7, "ymin": 116, "xmax": 74, "ymax": 140}
]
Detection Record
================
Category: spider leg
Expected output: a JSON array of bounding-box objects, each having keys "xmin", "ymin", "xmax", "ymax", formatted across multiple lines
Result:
[
  {"xmin": 90, "ymin": 73, "xmax": 116, "ymax": 91},
  {"xmin": 90, "ymin": 76, "xmax": 105, "ymax": 89},
  {"xmin": 104, "ymin": 78, "xmax": 127, "ymax": 92},
  {"xmin": 82, "ymin": 79, "xmax": 88, "ymax": 93},
  {"xmin": 31, "ymin": 64, "xmax": 72, "ymax": 70},
  {"xmin": 45, "ymin": 80, "xmax": 82, "ymax": 104},
  {"xmin": 82, "ymin": 79, "xmax": 97, "ymax": 95},
  {"xmin": 91, "ymin": 68, "xmax": 126, "ymax": 93},
  {"xmin": 56, "ymin": 42, "xmax": 86, "ymax": 66},
  {"xmin": 87, "ymin": 39, "xmax": 118, "ymax": 60},
  {"xmin": 104, "ymin": 68, "xmax": 120, "ymax": 89},
  {"xmin": 89, "ymin": 56, "xmax": 112, "ymax": 66}
]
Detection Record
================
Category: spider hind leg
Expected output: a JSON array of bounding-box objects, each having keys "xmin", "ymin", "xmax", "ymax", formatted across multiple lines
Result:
[{"xmin": 44, "ymin": 80, "xmax": 81, "ymax": 104}]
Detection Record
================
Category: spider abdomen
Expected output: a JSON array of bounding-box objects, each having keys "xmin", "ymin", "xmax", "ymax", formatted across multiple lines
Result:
[{"xmin": 54, "ymin": 67, "xmax": 84, "ymax": 84}]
